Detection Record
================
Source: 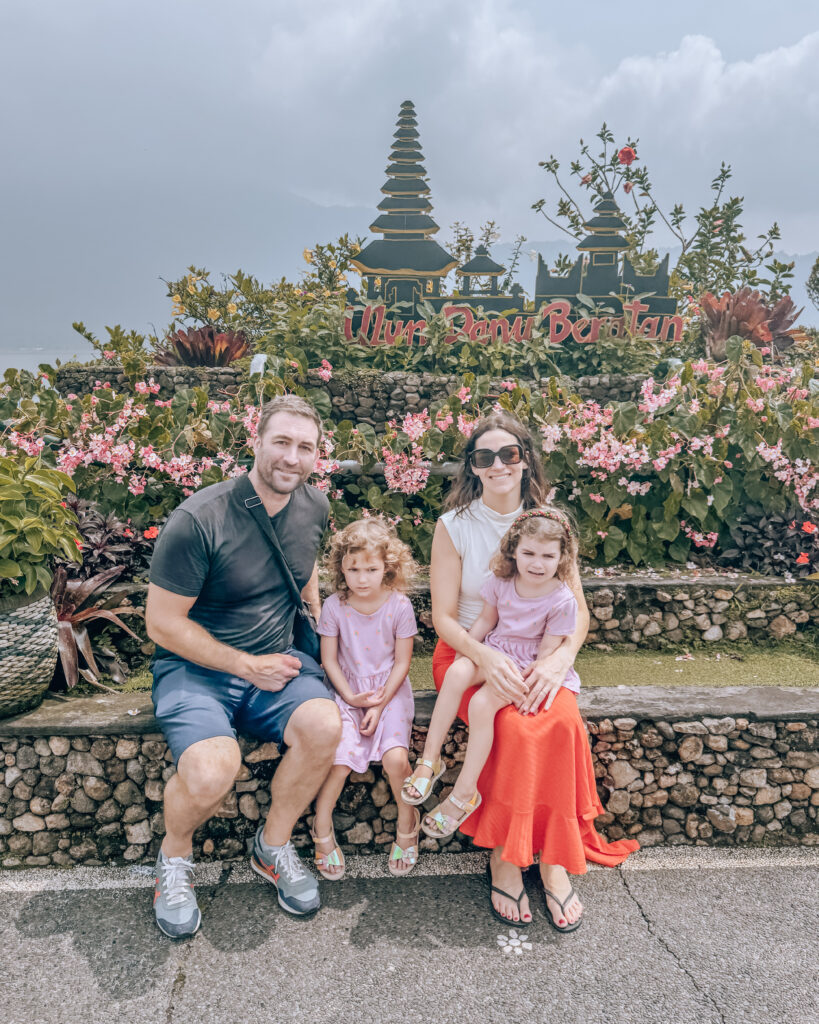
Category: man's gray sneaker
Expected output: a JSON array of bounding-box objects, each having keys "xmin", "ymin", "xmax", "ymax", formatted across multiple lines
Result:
[
  {"xmin": 250, "ymin": 828, "xmax": 320, "ymax": 916},
  {"xmin": 153, "ymin": 850, "xmax": 202, "ymax": 938}
]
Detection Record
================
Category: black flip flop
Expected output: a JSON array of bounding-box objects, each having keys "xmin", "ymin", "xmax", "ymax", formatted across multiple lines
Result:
[
  {"xmin": 542, "ymin": 884, "xmax": 582, "ymax": 933},
  {"xmin": 485, "ymin": 863, "xmax": 532, "ymax": 928}
]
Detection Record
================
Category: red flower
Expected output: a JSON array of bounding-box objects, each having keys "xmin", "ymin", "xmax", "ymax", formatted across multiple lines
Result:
[
  {"xmin": 580, "ymin": 173, "xmax": 592, "ymax": 185},
  {"xmin": 796, "ymin": 552, "xmax": 810, "ymax": 565},
  {"xmin": 802, "ymin": 522, "xmax": 818, "ymax": 534},
  {"xmin": 143, "ymin": 526, "xmax": 159, "ymax": 540},
  {"xmin": 623, "ymin": 181, "xmax": 633, "ymax": 194},
  {"xmin": 122, "ymin": 528, "xmax": 134, "ymax": 538},
  {"xmin": 789, "ymin": 520, "xmax": 797, "ymax": 529},
  {"xmin": 74, "ymin": 538, "xmax": 83, "ymax": 550},
  {"xmin": 618, "ymin": 146, "xmax": 636, "ymax": 166}
]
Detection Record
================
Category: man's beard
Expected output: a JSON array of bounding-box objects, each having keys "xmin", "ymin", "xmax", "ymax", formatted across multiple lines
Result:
[{"xmin": 255, "ymin": 455, "xmax": 311, "ymax": 495}]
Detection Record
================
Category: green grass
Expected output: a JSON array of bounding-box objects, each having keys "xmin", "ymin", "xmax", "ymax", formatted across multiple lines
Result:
[
  {"xmin": 409, "ymin": 648, "xmax": 819, "ymax": 690},
  {"xmin": 90, "ymin": 646, "xmax": 819, "ymax": 697}
]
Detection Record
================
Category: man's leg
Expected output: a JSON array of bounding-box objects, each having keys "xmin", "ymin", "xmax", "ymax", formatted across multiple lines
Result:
[
  {"xmin": 263, "ymin": 697, "xmax": 342, "ymax": 846},
  {"xmin": 245, "ymin": 673, "xmax": 342, "ymax": 916},
  {"xmin": 162, "ymin": 735, "xmax": 242, "ymax": 857}
]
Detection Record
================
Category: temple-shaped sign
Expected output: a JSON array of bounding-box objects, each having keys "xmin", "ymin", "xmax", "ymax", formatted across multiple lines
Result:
[{"xmin": 346, "ymin": 101, "xmax": 681, "ymax": 346}]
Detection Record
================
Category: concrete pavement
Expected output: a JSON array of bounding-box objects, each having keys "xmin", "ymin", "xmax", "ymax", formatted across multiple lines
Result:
[{"xmin": 1, "ymin": 848, "xmax": 817, "ymax": 1024}]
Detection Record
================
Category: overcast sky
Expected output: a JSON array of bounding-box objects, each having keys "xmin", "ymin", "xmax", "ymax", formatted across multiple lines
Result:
[{"xmin": 2, "ymin": 1, "xmax": 818, "ymax": 368}]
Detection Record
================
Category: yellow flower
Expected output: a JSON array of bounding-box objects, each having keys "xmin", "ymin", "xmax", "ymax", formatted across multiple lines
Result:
[
  {"xmin": 329, "ymin": 259, "xmax": 337, "ymax": 269},
  {"xmin": 303, "ymin": 248, "xmax": 313, "ymax": 264},
  {"xmin": 351, "ymin": 244, "xmax": 360, "ymax": 254},
  {"xmin": 207, "ymin": 308, "xmax": 220, "ymax": 321},
  {"xmin": 187, "ymin": 284, "xmax": 196, "ymax": 295},
  {"xmin": 227, "ymin": 302, "xmax": 237, "ymax": 315},
  {"xmin": 171, "ymin": 294, "xmax": 181, "ymax": 304}
]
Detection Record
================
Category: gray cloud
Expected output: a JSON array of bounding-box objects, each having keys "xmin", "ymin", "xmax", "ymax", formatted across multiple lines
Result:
[{"xmin": 1, "ymin": 1, "xmax": 817, "ymax": 369}]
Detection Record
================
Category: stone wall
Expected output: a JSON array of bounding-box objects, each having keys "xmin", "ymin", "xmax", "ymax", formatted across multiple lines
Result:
[
  {"xmin": 53, "ymin": 365, "xmax": 644, "ymax": 427},
  {"xmin": 408, "ymin": 575, "xmax": 819, "ymax": 652},
  {"xmin": 1, "ymin": 688, "xmax": 816, "ymax": 868}
]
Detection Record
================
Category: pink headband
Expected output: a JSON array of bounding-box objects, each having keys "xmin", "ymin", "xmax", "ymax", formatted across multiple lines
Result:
[{"xmin": 514, "ymin": 508, "xmax": 572, "ymax": 536}]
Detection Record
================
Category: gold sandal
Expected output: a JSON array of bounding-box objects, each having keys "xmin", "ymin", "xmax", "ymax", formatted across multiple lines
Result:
[
  {"xmin": 421, "ymin": 789, "xmax": 482, "ymax": 839},
  {"xmin": 401, "ymin": 757, "xmax": 445, "ymax": 806},
  {"xmin": 388, "ymin": 807, "xmax": 420, "ymax": 877},
  {"xmin": 310, "ymin": 826, "xmax": 346, "ymax": 881}
]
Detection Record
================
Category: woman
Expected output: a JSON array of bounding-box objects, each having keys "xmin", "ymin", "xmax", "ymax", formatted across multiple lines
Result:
[{"xmin": 427, "ymin": 411, "xmax": 638, "ymax": 930}]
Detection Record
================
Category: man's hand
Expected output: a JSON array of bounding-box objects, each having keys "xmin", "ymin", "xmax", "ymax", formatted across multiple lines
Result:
[
  {"xmin": 359, "ymin": 705, "xmax": 383, "ymax": 737},
  {"xmin": 239, "ymin": 652, "xmax": 302, "ymax": 692},
  {"xmin": 346, "ymin": 687, "xmax": 385, "ymax": 709}
]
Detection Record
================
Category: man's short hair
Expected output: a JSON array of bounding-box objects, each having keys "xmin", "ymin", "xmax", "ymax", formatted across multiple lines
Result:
[{"xmin": 256, "ymin": 394, "xmax": 322, "ymax": 445}]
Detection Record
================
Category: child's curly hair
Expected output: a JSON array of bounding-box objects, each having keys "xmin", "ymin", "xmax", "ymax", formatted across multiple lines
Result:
[
  {"xmin": 324, "ymin": 517, "xmax": 418, "ymax": 599},
  {"xmin": 490, "ymin": 506, "xmax": 578, "ymax": 582}
]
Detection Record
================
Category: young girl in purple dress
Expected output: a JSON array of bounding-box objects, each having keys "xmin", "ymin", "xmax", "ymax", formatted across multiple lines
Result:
[
  {"xmin": 403, "ymin": 507, "xmax": 581, "ymax": 841},
  {"xmin": 312, "ymin": 518, "xmax": 421, "ymax": 879}
]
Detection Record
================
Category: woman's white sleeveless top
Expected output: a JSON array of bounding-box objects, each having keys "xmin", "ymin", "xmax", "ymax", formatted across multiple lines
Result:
[{"xmin": 439, "ymin": 498, "xmax": 523, "ymax": 629}]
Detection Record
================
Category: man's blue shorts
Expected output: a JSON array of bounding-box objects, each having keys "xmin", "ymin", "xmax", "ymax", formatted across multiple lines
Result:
[{"xmin": 151, "ymin": 648, "xmax": 335, "ymax": 763}]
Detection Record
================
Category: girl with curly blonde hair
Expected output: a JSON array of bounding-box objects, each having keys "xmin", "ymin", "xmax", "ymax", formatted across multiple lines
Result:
[
  {"xmin": 312, "ymin": 518, "xmax": 421, "ymax": 878},
  {"xmin": 403, "ymin": 508, "xmax": 582, "ymax": 859}
]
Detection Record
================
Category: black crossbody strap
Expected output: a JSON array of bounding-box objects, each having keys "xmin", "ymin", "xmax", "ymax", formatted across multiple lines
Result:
[{"xmin": 235, "ymin": 473, "xmax": 304, "ymax": 608}]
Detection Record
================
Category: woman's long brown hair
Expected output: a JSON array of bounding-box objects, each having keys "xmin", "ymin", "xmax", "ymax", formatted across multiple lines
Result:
[{"xmin": 444, "ymin": 411, "xmax": 550, "ymax": 514}]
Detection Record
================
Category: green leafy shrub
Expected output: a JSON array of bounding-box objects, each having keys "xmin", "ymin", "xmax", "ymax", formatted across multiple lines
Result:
[{"xmin": 0, "ymin": 448, "xmax": 81, "ymax": 599}]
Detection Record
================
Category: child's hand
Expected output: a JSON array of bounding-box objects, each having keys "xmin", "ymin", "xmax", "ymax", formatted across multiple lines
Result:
[
  {"xmin": 359, "ymin": 706, "xmax": 383, "ymax": 736},
  {"xmin": 347, "ymin": 687, "xmax": 385, "ymax": 708}
]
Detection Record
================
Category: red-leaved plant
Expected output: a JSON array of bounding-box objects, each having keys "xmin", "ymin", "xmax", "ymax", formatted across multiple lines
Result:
[{"xmin": 50, "ymin": 565, "xmax": 142, "ymax": 691}]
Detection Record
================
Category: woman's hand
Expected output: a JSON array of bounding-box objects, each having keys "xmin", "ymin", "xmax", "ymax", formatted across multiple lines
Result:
[
  {"xmin": 359, "ymin": 705, "xmax": 383, "ymax": 736},
  {"xmin": 517, "ymin": 650, "xmax": 571, "ymax": 715},
  {"xmin": 478, "ymin": 646, "xmax": 528, "ymax": 704}
]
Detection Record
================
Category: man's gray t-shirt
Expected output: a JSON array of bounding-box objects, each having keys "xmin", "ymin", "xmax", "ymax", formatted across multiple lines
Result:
[{"xmin": 149, "ymin": 477, "xmax": 329, "ymax": 660}]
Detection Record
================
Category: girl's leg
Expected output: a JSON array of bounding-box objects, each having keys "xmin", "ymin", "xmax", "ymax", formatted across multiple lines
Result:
[
  {"xmin": 452, "ymin": 684, "xmax": 509, "ymax": 799},
  {"xmin": 490, "ymin": 848, "xmax": 532, "ymax": 925},
  {"xmin": 311, "ymin": 764, "xmax": 350, "ymax": 876},
  {"xmin": 405, "ymin": 657, "xmax": 483, "ymax": 800},
  {"xmin": 381, "ymin": 746, "xmax": 419, "ymax": 871}
]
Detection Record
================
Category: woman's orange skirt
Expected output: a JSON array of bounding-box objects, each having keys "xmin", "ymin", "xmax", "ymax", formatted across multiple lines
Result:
[{"xmin": 432, "ymin": 639, "xmax": 639, "ymax": 872}]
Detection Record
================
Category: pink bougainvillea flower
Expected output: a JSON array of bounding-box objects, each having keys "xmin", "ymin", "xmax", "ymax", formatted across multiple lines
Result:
[
  {"xmin": 617, "ymin": 145, "xmax": 636, "ymax": 166},
  {"xmin": 623, "ymin": 181, "xmax": 633, "ymax": 194},
  {"xmin": 796, "ymin": 552, "xmax": 810, "ymax": 565},
  {"xmin": 580, "ymin": 173, "xmax": 592, "ymax": 185}
]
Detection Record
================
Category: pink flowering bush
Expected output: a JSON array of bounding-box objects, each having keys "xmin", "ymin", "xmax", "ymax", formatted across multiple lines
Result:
[{"xmin": 3, "ymin": 336, "xmax": 818, "ymax": 572}]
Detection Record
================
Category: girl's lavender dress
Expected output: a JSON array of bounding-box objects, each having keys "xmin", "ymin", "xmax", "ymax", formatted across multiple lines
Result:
[
  {"xmin": 480, "ymin": 575, "xmax": 581, "ymax": 692},
  {"xmin": 317, "ymin": 590, "xmax": 417, "ymax": 773}
]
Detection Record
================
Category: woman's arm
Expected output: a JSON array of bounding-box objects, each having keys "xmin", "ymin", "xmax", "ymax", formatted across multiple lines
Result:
[
  {"xmin": 467, "ymin": 601, "xmax": 499, "ymax": 643},
  {"xmin": 430, "ymin": 521, "xmax": 526, "ymax": 702},
  {"xmin": 517, "ymin": 563, "xmax": 589, "ymax": 714}
]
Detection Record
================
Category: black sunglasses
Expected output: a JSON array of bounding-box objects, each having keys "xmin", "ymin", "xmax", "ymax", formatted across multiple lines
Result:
[{"xmin": 469, "ymin": 444, "xmax": 524, "ymax": 469}]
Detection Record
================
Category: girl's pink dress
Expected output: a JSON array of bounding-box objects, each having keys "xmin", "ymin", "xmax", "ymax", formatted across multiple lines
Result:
[
  {"xmin": 480, "ymin": 576, "xmax": 582, "ymax": 692},
  {"xmin": 317, "ymin": 590, "xmax": 417, "ymax": 773}
]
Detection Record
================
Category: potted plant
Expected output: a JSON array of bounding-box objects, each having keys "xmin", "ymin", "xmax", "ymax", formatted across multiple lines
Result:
[{"xmin": 0, "ymin": 450, "xmax": 82, "ymax": 717}]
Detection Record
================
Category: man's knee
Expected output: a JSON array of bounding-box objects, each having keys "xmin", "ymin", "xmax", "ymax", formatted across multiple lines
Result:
[
  {"xmin": 286, "ymin": 698, "xmax": 341, "ymax": 754},
  {"xmin": 176, "ymin": 736, "xmax": 241, "ymax": 806}
]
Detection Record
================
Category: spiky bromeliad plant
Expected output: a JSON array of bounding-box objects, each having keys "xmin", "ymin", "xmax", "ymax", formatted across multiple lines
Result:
[
  {"xmin": 701, "ymin": 287, "xmax": 803, "ymax": 361},
  {"xmin": 154, "ymin": 326, "xmax": 249, "ymax": 367},
  {"xmin": 50, "ymin": 564, "xmax": 142, "ymax": 691}
]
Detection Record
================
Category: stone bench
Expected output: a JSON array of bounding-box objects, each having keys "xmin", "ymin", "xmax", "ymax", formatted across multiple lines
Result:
[{"xmin": 1, "ymin": 687, "xmax": 817, "ymax": 868}]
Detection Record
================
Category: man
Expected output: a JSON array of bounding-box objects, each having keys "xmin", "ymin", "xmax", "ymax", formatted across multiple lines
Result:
[{"xmin": 145, "ymin": 394, "xmax": 341, "ymax": 938}]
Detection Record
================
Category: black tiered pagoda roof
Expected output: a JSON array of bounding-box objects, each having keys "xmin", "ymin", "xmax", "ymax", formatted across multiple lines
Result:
[
  {"xmin": 577, "ymin": 192, "xmax": 629, "ymax": 254},
  {"xmin": 351, "ymin": 101, "xmax": 457, "ymax": 278}
]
